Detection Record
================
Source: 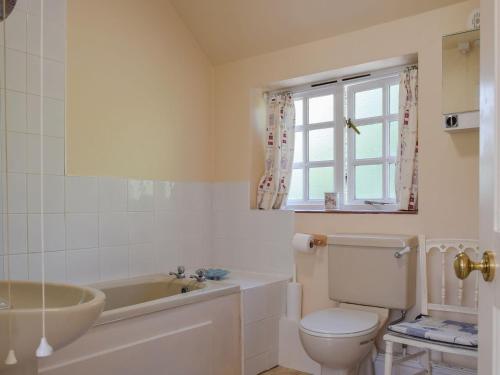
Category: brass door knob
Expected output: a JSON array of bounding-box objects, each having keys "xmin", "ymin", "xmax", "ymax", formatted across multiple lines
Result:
[{"xmin": 454, "ymin": 251, "xmax": 496, "ymax": 282}]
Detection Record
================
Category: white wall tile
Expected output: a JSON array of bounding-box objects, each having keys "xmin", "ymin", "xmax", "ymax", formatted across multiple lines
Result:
[
  {"xmin": 26, "ymin": 174, "xmax": 64, "ymax": 213},
  {"xmin": 67, "ymin": 248, "xmax": 99, "ymax": 284},
  {"xmin": 27, "ymin": 213, "xmax": 65, "ymax": 252},
  {"xmin": 155, "ymin": 241, "xmax": 179, "ymax": 273},
  {"xmin": 6, "ymin": 49, "xmax": 26, "ymax": 92},
  {"xmin": 27, "ymin": 12, "xmax": 65, "ymax": 62},
  {"xmin": 99, "ymin": 212, "xmax": 129, "ymax": 247},
  {"xmin": 0, "ymin": 93, "xmax": 3, "ymax": 130},
  {"xmin": 14, "ymin": 0, "xmax": 29, "ymax": 12},
  {"xmin": 154, "ymin": 211, "xmax": 178, "ymax": 245},
  {"xmin": 100, "ymin": 246, "xmax": 129, "ymax": 281},
  {"xmin": 43, "ymin": 136, "xmax": 64, "ymax": 175},
  {"xmin": 25, "ymin": 133, "xmax": 40, "ymax": 173},
  {"xmin": 43, "ymin": 21, "xmax": 65, "ymax": 62},
  {"xmin": 7, "ymin": 173, "xmax": 26, "ymax": 213},
  {"xmin": 28, "ymin": 250, "xmax": 66, "ymax": 282},
  {"xmin": 5, "ymin": 8, "xmax": 27, "ymax": 52},
  {"xmin": 26, "ymin": 12, "xmax": 40, "ymax": 56},
  {"xmin": 27, "ymin": 0, "xmax": 41, "ymax": 15},
  {"xmin": 65, "ymin": 176, "xmax": 98, "ymax": 213},
  {"xmin": 7, "ymin": 213, "xmax": 27, "ymax": 253},
  {"xmin": 27, "ymin": 54, "xmax": 64, "ymax": 97},
  {"xmin": 44, "ymin": 0, "xmax": 67, "ymax": 29},
  {"xmin": 66, "ymin": 214, "xmax": 98, "ymax": 250},
  {"xmin": 98, "ymin": 176, "xmax": 127, "ymax": 212},
  {"xmin": 5, "ymin": 90, "xmax": 27, "ymax": 132},
  {"xmin": 6, "ymin": 131, "xmax": 26, "ymax": 172},
  {"xmin": 26, "ymin": 135, "xmax": 64, "ymax": 175},
  {"xmin": 177, "ymin": 182, "xmax": 212, "ymax": 212},
  {"xmin": 129, "ymin": 243, "xmax": 156, "ymax": 277},
  {"xmin": 154, "ymin": 181, "xmax": 176, "ymax": 211},
  {"xmin": 43, "ymin": 58, "xmax": 65, "ymax": 99},
  {"xmin": 26, "ymin": 95, "xmax": 65, "ymax": 137},
  {"xmin": 128, "ymin": 179, "xmax": 154, "ymax": 211},
  {"xmin": 25, "ymin": 135, "xmax": 64, "ymax": 175},
  {"xmin": 128, "ymin": 212, "xmax": 154, "ymax": 244},
  {"xmin": 212, "ymin": 182, "xmax": 250, "ymax": 211},
  {"xmin": 7, "ymin": 253, "xmax": 28, "ymax": 279},
  {"xmin": 212, "ymin": 238, "xmax": 235, "ymax": 269},
  {"xmin": 27, "ymin": 54, "xmax": 40, "ymax": 95},
  {"xmin": 179, "ymin": 235, "xmax": 206, "ymax": 269},
  {"xmin": 0, "ymin": 132, "xmax": 4, "ymax": 172},
  {"xmin": 0, "ymin": 48, "xmax": 4, "ymax": 90}
]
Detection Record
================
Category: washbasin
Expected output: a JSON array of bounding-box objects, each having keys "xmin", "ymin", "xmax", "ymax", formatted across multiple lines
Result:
[{"xmin": 0, "ymin": 280, "xmax": 105, "ymax": 375}]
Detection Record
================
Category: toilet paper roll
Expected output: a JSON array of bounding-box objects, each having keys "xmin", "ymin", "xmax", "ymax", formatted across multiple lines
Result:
[
  {"xmin": 287, "ymin": 282, "xmax": 302, "ymax": 322},
  {"xmin": 292, "ymin": 233, "xmax": 315, "ymax": 253}
]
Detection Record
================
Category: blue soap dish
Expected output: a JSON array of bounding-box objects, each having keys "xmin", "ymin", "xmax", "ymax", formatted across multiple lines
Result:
[{"xmin": 205, "ymin": 268, "xmax": 230, "ymax": 280}]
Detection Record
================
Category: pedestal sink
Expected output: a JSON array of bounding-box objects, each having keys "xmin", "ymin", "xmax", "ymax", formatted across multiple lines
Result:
[{"xmin": 0, "ymin": 280, "xmax": 105, "ymax": 375}]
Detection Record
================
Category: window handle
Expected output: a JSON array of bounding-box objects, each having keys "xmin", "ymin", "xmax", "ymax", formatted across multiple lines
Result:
[
  {"xmin": 345, "ymin": 118, "xmax": 361, "ymax": 135},
  {"xmin": 364, "ymin": 200, "xmax": 391, "ymax": 205}
]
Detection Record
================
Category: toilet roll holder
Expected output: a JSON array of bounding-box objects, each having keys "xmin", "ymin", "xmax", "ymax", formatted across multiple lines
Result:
[{"xmin": 311, "ymin": 234, "xmax": 327, "ymax": 247}]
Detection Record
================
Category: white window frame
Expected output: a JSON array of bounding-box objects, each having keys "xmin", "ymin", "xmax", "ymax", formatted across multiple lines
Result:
[
  {"xmin": 290, "ymin": 86, "xmax": 343, "ymax": 210},
  {"xmin": 344, "ymin": 75, "xmax": 400, "ymax": 210},
  {"xmin": 285, "ymin": 68, "xmax": 404, "ymax": 211}
]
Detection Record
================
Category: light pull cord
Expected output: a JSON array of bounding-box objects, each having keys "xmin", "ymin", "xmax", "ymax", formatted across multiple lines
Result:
[
  {"xmin": 2, "ymin": 0, "xmax": 16, "ymax": 366},
  {"xmin": 36, "ymin": 0, "xmax": 53, "ymax": 358}
]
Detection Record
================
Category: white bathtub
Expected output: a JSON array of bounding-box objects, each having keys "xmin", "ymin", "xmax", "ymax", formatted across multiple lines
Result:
[{"xmin": 39, "ymin": 274, "xmax": 241, "ymax": 375}]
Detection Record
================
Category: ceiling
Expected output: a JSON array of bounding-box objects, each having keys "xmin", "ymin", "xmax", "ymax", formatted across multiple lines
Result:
[{"xmin": 170, "ymin": 0, "xmax": 466, "ymax": 65}]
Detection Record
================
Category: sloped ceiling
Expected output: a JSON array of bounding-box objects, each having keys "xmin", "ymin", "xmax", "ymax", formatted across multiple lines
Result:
[{"xmin": 170, "ymin": 0, "xmax": 468, "ymax": 64}]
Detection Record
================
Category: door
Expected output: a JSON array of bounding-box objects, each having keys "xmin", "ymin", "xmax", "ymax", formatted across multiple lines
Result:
[{"xmin": 479, "ymin": 0, "xmax": 500, "ymax": 373}]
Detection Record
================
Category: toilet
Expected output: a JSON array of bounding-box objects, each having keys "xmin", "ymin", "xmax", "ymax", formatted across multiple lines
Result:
[{"xmin": 299, "ymin": 234, "xmax": 417, "ymax": 375}]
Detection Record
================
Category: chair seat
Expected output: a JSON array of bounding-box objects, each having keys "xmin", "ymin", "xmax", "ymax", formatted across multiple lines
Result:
[{"xmin": 388, "ymin": 317, "xmax": 478, "ymax": 347}]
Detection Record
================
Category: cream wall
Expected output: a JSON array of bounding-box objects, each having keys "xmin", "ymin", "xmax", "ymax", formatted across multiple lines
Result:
[
  {"xmin": 213, "ymin": 1, "xmax": 480, "ymax": 315},
  {"xmin": 66, "ymin": 0, "xmax": 214, "ymax": 181}
]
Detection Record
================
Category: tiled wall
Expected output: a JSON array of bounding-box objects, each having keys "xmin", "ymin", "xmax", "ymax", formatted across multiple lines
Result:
[
  {"xmin": 212, "ymin": 182, "xmax": 294, "ymax": 276},
  {"xmin": 0, "ymin": 0, "xmax": 295, "ymax": 285},
  {"xmin": 1, "ymin": 176, "xmax": 213, "ymax": 283}
]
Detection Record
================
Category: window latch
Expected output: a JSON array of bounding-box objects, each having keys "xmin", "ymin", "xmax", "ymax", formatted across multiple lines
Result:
[
  {"xmin": 345, "ymin": 118, "xmax": 361, "ymax": 135},
  {"xmin": 364, "ymin": 200, "xmax": 391, "ymax": 205}
]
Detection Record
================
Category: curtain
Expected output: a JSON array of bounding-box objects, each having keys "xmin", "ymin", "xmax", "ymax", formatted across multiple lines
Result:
[
  {"xmin": 257, "ymin": 93, "xmax": 295, "ymax": 209},
  {"xmin": 395, "ymin": 66, "xmax": 418, "ymax": 211}
]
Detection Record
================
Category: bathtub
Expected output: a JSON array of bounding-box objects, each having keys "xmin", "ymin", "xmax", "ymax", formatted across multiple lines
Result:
[{"xmin": 39, "ymin": 274, "xmax": 242, "ymax": 375}]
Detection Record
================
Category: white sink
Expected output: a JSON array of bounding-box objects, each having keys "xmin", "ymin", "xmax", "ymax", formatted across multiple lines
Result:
[{"xmin": 0, "ymin": 280, "xmax": 105, "ymax": 375}]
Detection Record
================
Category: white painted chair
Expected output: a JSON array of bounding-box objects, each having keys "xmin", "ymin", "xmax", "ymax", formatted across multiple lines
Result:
[{"xmin": 383, "ymin": 237, "xmax": 479, "ymax": 375}]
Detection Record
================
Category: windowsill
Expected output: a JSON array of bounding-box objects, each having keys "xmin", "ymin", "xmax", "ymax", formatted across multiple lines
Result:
[{"xmin": 293, "ymin": 209, "xmax": 418, "ymax": 214}]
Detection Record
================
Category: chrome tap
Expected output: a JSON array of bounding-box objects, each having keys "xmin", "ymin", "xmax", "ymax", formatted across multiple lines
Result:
[
  {"xmin": 189, "ymin": 268, "xmax": 207, "ymax": 282},
  {"xmin": 0, "ymin": 297, "xmax": 10, "ymax": 310},
  {"xmin": 169, "ymin": 265, "xmax": 186, "ymax": 279}
]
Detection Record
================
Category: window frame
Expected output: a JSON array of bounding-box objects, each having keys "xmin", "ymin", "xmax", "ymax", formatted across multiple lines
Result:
[
  {"xmin": 288, "ymin": 86, "xmax": 344, "ymax": 210},
  {"xmin": 286, "ymin": 69, "xmax": 404, "ymax": 211},
  {"xmin": 345, "ymin": 75, "xmax": 400, "ymax": 209}
]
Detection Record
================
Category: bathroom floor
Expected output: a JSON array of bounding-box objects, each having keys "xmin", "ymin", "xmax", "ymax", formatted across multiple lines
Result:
[{"xmin": 260, "ymin": 366, "xmax": 310, "ymax": 375}]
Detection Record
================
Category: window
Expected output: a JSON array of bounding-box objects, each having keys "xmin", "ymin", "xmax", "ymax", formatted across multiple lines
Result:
[{"xmin": 287, "ymin": 71, "xmax": 401, "ymax": 211}]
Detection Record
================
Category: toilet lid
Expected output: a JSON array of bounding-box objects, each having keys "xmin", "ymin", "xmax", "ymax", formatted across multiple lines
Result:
[{"xmin": 300, "ymin": 308, "xmax": 378, "ymax": 337}]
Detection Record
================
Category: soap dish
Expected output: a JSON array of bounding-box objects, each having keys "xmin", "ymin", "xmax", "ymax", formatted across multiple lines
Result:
[{"xmin": 205, "ymin": 269, "xmax": 230, "ymax": 280}]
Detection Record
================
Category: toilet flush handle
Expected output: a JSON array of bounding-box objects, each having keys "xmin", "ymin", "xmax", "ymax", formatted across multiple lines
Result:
[{"xmin": 394, "ymin": 246, "xmax": 411, "ymax": 258}]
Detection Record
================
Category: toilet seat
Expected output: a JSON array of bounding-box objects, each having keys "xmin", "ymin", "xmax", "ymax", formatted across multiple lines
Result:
[{"xmin": 299, "ymin": 307, "xmax": 379, "ymax": 338}]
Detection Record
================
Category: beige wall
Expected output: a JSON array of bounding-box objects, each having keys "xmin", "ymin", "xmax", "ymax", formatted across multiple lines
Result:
[
  {"xmin": 66, "ymin": 0, "xmax": 214, "ymax": 181},
  {"xmin": 213, "ymin": 1, "xmax": 480, "ymax": 315}
]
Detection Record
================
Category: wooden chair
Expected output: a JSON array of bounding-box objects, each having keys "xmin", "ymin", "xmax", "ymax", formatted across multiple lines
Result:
[{"xmin": 383, "ymin": 237, "xmax": 479, "ymax": 375}]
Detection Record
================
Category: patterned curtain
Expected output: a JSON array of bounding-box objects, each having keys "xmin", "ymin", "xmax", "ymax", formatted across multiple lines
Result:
[
  {"xmin": 395, "ymin": 66, "xmax": 418, "ymax": 211},
  {"xmin": 257, "ymin": 93, "xmax": 295, "ymax": 209}
]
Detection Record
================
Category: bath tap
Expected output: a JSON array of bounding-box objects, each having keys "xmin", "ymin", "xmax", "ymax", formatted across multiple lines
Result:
[
  {"xmin": 189, "ymin": 269, "xmax": 207, "ymax": 282},
  {"xmin": 0, "ymin": 297, "xmax": 10, "ymax": 310},
  {"xmin": 169, "ymin": 266, "xmax": 186, "ymax": 279}
]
